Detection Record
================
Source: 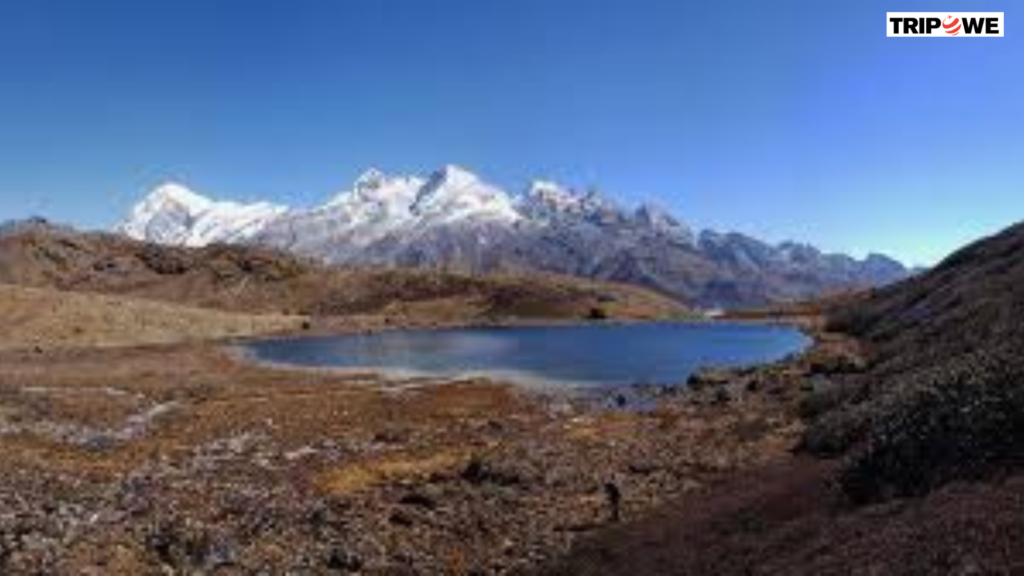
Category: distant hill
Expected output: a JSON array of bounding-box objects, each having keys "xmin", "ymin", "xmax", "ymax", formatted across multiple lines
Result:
[
  {"xmin": 0, "ymin": 223, "xmax": 686, "ymax": 325},
  {"xmin": 115, "ymin": 165, "xmax": 910, "ymax": 309},
  {"xmin": 0, "ymin": 217, "xmax": 74, "ymax": 238}
]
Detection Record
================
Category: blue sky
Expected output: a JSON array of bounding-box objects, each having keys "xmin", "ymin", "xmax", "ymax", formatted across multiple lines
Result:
[{"xmin": 0, "ymin": 0, "xmax": 1020, "ymax": 266}]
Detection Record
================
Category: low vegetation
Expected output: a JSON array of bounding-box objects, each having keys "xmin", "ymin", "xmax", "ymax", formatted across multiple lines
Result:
[
  {"xmin": 803, "ymin": 222, "xmax": 1024, "ymax": 501},
  {"xmin": 0, "ymin": 225, "xmax": 688, "ymax": 326},
  {"xmin": 0, "ymin": 284, "xmax": 302, "ymax": 351},
  {"xmin": 547, "ymin": 221, "xmax": 1024, "ymax": 575},
  {"xmin": 2, "ymin": 218, "xmax": 1022, "ymax": 573}
]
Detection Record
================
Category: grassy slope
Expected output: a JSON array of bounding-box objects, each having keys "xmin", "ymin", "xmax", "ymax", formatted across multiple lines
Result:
[
  {"xmin": 0, "ymin": 284, "xmax": 303, "ymax": 351},
  {"xmin": 0, "ymin": 227, "xmax": 689, "ymax": 325},
  {"xmin": 543, "ymin": 221, "xmax": 1024, "ymax": 575},
  {"xmin": 804, "ymin": 221, "xmax": 1024, "ymax": 500}
]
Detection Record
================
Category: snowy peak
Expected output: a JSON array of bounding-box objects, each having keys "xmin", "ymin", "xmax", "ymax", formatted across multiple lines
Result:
[
  {"xmin": 351, "ymin": 168, "xmax": 424, "ymax": 199},
  {"xmin": 411, "ymin": 165, "xmax": 519, "ymax": 224},
  {"xmin": 523, "ymin": 180, "xmax": 576, "ymax": 213},
  {"xmin": 118, "ymin": 182, "xmax": 213, "ymax": 245},
  {"xmin": 146, "ymin": 182, "xmax": 214, "ymax": 212},
  {"xmin": 354, "ymin": 167, "xmax": 387, "ymax": 189},
  {"xmin": 115, "ymin": 164, "xmax": 911, "ymax": 308},
  {"xmin": 527, "ymin": 179, "xmax": 569, "ymax": 197},
  {"xmin": 331, "ymin": 169, "xmax": 424, "ymax": 211},
  {"xmin": 522, "ymin": 180, "xmax": 607, "ymax": 220},
  {"xmin": 126, "ymin": 182, "xmax": 214, "ymax": 224},
  {"xmin": 634, "ymin": 203, "xmax": 692, "ymax": 239},
  {"xmin": 634, "ymin": 203, "xmax": 675, "ymax": 227},
  {"xmin": 424, "ymin": 164, "xmax": 480, "ymax": 191},
  {"xmin": 118, "ymin": 182, "xmax": 287, "ymax": 247},
  {"xmin": 319, "ymin": 165, "xmax": 515, "ymax": 227}
]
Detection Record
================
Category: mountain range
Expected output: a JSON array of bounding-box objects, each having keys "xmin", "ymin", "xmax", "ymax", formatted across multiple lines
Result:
[{"xmin": 118, "ymin": 165, "xmax": 910, "ymax": 308}]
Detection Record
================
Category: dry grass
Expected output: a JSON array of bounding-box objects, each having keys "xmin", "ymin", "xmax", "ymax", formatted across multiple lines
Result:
[
  {"xmin": 318, "ymin": 449, "xmax": 471, "ymax": 494},
  {"xmin": 0, "ymin": 228, "xmax": 691, "ymax": 323},
  {"xmin": 0, "ymin": 283, "xmax": 304, "ymax": 351}
]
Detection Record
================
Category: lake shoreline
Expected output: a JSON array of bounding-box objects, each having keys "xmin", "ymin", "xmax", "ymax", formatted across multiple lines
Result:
[
  {"xmin": 231, "ymin": 317, "xmax": 814, "ymax": 388},
  {"xmin": 0, "ymin": 307, "xmax": 847, "ymax": 573}
]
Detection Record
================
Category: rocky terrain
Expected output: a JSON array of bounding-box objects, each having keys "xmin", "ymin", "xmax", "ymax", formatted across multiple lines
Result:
[
  {"xmin": 542, "ymin": 222, "xmax": 1024, "ymax": 574},
  {"xmin": 0, "ymin": 221, "xmax": 687, "ymax": 328},
  {"xmin": 0, "ymin": 221, "xmax": 842, "ymax": 574},
  {"xmin": 0, "ymin": 341, "xmax": 818, "ymax": 574},
  {"xmin": 2, "ymin": 216, "xmax": 1019, "ymax": 574},
  {"xmin": 117, "ymin": 166, "xmax": 910, "ymax": 308}
]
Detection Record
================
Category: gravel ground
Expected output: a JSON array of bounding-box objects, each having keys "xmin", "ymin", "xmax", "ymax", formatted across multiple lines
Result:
[{"xmin": 0, "ymin": 336, "xmax": 818, "ymax": 575}]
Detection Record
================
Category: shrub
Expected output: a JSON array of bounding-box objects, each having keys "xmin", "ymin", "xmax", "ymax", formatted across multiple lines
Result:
[{"xmin": 839, "ymin": 378, "xmax": 1024, "ymax": 504}]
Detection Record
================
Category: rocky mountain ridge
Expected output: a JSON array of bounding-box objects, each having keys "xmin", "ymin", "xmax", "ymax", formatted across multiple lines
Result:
[{"xmin": 118, "ymin": 165, "xmax": 910, "ymax": 308}]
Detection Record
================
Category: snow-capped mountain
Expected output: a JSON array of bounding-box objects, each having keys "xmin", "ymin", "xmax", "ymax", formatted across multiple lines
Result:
[
  {"xmin": 118, "ymin": 183, "xmax": 286, "ymax": 247},
  {"xmin": 117, "ymin": 165, "xmax": 910, "ymax": 308}
]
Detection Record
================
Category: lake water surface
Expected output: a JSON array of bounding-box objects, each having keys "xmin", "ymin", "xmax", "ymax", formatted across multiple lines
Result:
[{"xmin": 246, "ymin": 323, "xmax": 810, "ymax": 388}]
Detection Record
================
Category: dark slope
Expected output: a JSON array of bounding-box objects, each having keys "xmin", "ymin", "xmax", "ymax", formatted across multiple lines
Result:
[
  {"xmin": 539, "ymin": 459, "xmax": 1023, "ymax": 576},
  {"xmin": 828, "ymin": 221, "xmax": 1024, "ymax": 373},
  {"xmin": 542, "ymin": 221, "xmax": 1024, "ymax": 575},
  {"xmin": 807, "ymin": 221, "xmax": 1024, "ymax": 500}
]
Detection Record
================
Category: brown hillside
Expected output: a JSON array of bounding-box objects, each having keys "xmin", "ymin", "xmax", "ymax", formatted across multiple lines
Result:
[
  {"xmin": 805, "ymin": 221, "xmax": 1024, "ymax": 501},
  {"xmin": 0, "ymin": 226, "xmax": 687, "ymax": 324},
  {"xmin": 0, "ymin": 284, "xmax": 302, "ymax": 351},
  {"xmin": 543, "ymin": 221, "xmax": 1024, "ymax": 575}
]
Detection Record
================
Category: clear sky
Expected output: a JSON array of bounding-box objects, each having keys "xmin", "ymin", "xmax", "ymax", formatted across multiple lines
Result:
[{"xmin": 0, "ymin": 0, "xmax": 1020, "ymax": 266}]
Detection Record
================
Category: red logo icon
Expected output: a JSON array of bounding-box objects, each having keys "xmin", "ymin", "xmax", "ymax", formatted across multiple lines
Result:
[{"xmin": 943, "ymin": 15, "xmax": 961, "ymax": 35}]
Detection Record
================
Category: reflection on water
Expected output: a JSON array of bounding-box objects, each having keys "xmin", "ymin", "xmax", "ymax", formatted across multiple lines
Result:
[{"xmin": 246, "ymin": 322, "xmax": 810, "ymax": 388}]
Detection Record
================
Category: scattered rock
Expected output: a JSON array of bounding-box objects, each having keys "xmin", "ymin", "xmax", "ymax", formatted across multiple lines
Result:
[
  {"xmin": 325, "ymin": 547, "xmax": 362, "ymax": 572},
  {"xmin": 398, "ymin": 491, "xmax": 437, "ymax": 510}
]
